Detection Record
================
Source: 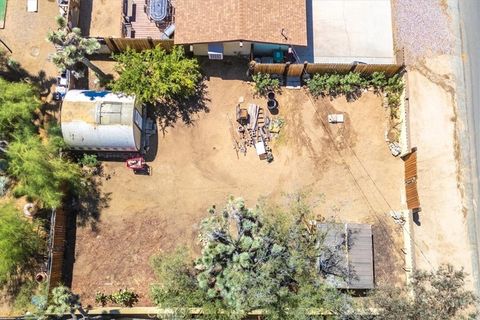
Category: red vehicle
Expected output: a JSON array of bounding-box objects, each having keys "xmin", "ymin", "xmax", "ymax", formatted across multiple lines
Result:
[{"xmin": 126, "ymin": 157, "xmax": 151, "ymax": 175}]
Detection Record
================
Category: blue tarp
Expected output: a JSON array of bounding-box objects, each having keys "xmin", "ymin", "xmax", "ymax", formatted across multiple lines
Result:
[{"xmin": 207, "ymin": 43, "xmax": 224, "ymax": 54}]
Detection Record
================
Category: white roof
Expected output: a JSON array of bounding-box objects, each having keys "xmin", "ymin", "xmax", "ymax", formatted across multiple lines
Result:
[{"xmin": 61, "ymin": 90, "xmax": 141, "ymax": 151}]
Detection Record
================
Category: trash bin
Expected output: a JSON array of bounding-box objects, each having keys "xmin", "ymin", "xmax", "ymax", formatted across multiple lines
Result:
[{"xmin": 273, "ymin": 49, "xmax": 284, "ymax": 63}]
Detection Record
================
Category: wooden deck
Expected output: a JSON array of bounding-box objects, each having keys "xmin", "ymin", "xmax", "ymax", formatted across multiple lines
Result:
[{"xmin": 124, "ymin": 0, "xmax": 172, "ymax": 39}]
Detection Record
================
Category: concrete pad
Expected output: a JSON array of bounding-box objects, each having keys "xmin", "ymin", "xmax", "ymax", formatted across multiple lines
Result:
[{"xmin": 297, "ymin": 0, "xmax": 395, "ymax": 64}]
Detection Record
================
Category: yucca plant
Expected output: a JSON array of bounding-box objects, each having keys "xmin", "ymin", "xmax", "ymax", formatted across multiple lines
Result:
[{"xmin": 47, "ymin": 16, "xmax": 104, "ymax": 78}]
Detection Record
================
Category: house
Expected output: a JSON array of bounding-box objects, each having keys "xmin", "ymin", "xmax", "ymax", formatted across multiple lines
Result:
[
  {"xmin": 121, "ymin": 0, "xmax": 307, "ymax": 61},
  {"xmin": 60, "ymin": 90, "xmax": 155, "ymax": 153},
  {"xmin": 317, "ymin": 223, "xmax": 375, "ymax": 290},
  {"xmin": 174, "ymin": 0, "xmax": 307, "ymax": 60},
  {"xmin": 118, "ymin": 0, "xmax": 396, "ymax": 64}
]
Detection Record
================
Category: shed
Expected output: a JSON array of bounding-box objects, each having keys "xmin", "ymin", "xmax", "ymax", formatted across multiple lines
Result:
[
  {"xmin": 61, "ymin": 90, "xmax": 146, "ymax": 152},
  {"xmin": 317, "ymin": 223, "xmax": 374, "ymax": 290}
]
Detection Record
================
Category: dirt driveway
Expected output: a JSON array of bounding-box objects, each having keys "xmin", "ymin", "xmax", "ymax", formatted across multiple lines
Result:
[{"xmin": 71, "ymin": 63, "xmax": 406, "ymax": 305}]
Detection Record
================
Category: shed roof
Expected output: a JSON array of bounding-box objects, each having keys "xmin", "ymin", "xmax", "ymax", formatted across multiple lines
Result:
[
  {"xmin": 61, "ymin": 90, "xmax": 141, "ymax": 151},
  {"xmin": 318, "ymin": 223, "xmax": 374, "ymax": 290},
  {"xmin": 173, "ymin": 0, "xmax": 308, "ymax": 46}
]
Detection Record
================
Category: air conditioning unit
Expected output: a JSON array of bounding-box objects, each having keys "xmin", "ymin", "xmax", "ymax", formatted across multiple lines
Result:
[
  {"xmin": 208, "ymin": 52, "xmax": 223, "ymax": 60},
  {"xmin": 207, "ymin": 43, "xmax": 224, "ymax": 60}
]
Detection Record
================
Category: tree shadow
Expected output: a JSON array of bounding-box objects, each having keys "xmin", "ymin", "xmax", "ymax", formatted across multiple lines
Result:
[
  {"xmin": 70, "ymin": 171, "xmax": 111, "ymax": 233},
  {"xmin": 0, "ymin": 56, "xmax": 57, "ymax": 99},
  {"xmin": 154, "ymin": 80, "xmax": 210, "ymax": 134}
]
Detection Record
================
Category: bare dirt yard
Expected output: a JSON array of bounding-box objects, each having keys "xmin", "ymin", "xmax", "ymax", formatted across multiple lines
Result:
[
  {"xmin": 71, "ymin": 61, "xmax": 406, "ymax": 306},
  {"xmin": 79, "ymin": 0, "xmax": 122, "ymax": 38},
  {"xmin": 0, "ymin": 0, "xmax": 58, "ymax": 78}
]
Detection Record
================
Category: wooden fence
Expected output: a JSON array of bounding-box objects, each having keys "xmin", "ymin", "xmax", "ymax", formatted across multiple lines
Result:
[
  {"xmin": 402, "ymin": 149, "xmax": 420, "ymax": 210},
  {"xmin": 47, "ymin": 207, "xmax": 67, "ymax": 290},
  {"xmin": 101, "ymin": 37, "xmax": 174, "ymax": 53},
  {"xmin": 250, "ymin": 61, "xmax": 404, "ymax": 77}
]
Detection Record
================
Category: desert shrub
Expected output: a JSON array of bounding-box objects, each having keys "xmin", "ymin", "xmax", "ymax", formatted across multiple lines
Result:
[
  {"xmin": 370, "ymin": 71, "xmax": 388, "ymax": 90},
  {"xmin": 306, "ymin": 74, "xmax": 329, "ymax": 97},
  {"xmin": 95, "ymin": 291, "xmax": 109, "ymax": 307},
  {"xmin": 339, "ymin": 72, "xmax": 366, "ymax": 96},
  {"xmin": 368, "ymin": 264, "xmax": 477, "ymax": 320},
  {"xmin": 13, "ymin": 280, "xmax": 47, "ymax": 313},
  {"xmin": 307, "ymin": 71, "xmax": 404, "ymax": 107},
  {"xmin": 252, "ymin": 72, "xmax": 280, "ymax": 96},
  {"xmin": 109, "ymin": 288, "xmax": 139, "ymax": 307},
  {"xmin": 79, "ymin": 154, "xmax": 99, "ymax": 168},
  {"xmin": 0, "ymin": 203, "xmax": 44, "ymax": 287}
]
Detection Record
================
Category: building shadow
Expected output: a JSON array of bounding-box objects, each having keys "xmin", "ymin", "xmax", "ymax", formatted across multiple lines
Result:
[
  {"xmin": 78, "ymin": 0, "xmax": 93, "ymax": 36},
  {"xmin": 199, "ymin": 56, "xmax": 250, "ymax": 81},
  {"xmin": 144, "ymin": 123, "xmax": 158, "ymax": 162},
  {"xmin": 293, "ymin": 0, "xmax": 314, "ymax": 63}
]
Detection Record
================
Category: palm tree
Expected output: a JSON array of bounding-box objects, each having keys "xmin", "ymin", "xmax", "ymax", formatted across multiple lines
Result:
[{"xmin": 47, "ymin": 16, "xmax": 105, "ymax": 78}]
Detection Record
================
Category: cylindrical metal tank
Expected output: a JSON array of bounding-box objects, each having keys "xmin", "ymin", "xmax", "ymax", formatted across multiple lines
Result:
[{"xmin": 60, "ymin": 90, "xmax": 144, "ymax": 152}]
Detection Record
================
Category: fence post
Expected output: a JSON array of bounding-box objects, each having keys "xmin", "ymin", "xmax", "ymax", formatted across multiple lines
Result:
[
  {"xmin": 350, "ymin": 62, "xmax": 358, "ymax": 73},
  {"xmin": 107, "ymin": 37, "xmax": 120, "ymax": 53},
  {"xmin": 301, "ymin": 61, "xmax": 308, "ymax": 84},
  {"xmin": 147, "ymin": 37, "xmax": 155, "ymax": 49}
]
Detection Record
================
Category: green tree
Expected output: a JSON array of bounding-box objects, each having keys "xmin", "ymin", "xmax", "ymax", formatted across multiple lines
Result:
[
  {"xmin": 366, "ymin": 265, "xmax": 477, "ymax": 320},
  {"xmin": 151, "ymin": 196, "xmax": 352, "ymax": 319},
  {"xmin": 46, "ymin": 16, "xmax": 104, "ymax": 78},
  {"xmin": 6, "ymin": 131, "xmax": 83, "ymax": 208},
  {"xmin": 111, "ymin": 45, "xmax": 201, "ymax": 103},
  {"xmin": 0, "ymin": 77, "xmax": 40, "ymax": 140},
  {"xmin": 0, "ymin": 203, "xmax": 44, "ymax": 287}
]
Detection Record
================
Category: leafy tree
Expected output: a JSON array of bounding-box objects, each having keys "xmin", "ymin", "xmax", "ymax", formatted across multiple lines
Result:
[
  {"xmin": 252, "ymin": 73, "xmax": 280, "ymax": 96},
  {"xmin": 46, "ymin": 16, "xmax": 104, "ymax": 78},
  {"xmin": 6, "ymin": 131, "xmax": 83, "ymax": 208},
  {"xmin": 112, "ymin": 46, "xmax": 201, "ymax": 103},
  {"xmin": 151, "ymin": 196, "xmax": 352, "ymax": 319},
  {"xmin": 0, "ymin": 77, "xmax": 40, "ymax": 140},
  {"xmin": 0, "ymin": 203, "xmax": 44, "ymax": 287},
  {"xmin": 365, "ymin": 264, "xmax": 477, "ymax": 320}
]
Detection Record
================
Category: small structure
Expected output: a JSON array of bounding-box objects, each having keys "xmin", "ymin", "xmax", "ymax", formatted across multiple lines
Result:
[
  {"xmin": 61, "ymin": 90, "xmax": 154, "ymax": 152},
  {"xmin": 317, "ymin": 223, "xmax": 374, "ymax": 290}
]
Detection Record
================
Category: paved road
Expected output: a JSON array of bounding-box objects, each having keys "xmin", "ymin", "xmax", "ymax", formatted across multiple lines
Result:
[{"xmin": 458, "ymin": 0, "xmax": 480, "ymax": 294}]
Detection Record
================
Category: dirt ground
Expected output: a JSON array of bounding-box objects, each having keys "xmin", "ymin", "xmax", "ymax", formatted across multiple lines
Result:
[
  {"xmin": 408, "ymin": 56, "xmax": 474, "ymax": 281},
  {"xmin": 71, "ymin": 62, "xmax": 406, "ymax": 306},
  {"xmin": 0, "ymin": 0, "xmax": 58, "ymax": 78},
  {"xmin": 79, "ymin": 0, "xmax": 122, "ymax": 38}
]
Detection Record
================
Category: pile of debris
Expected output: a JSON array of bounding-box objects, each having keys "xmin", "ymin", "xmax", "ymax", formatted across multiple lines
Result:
[{"xmin": 229, "ymin": 102, "xmax": 284, "ymax": 162}]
